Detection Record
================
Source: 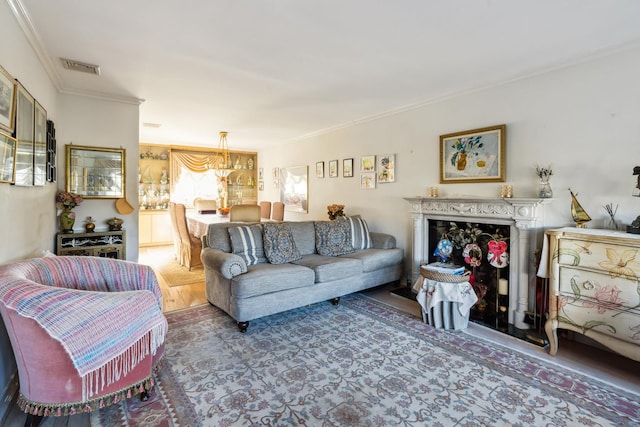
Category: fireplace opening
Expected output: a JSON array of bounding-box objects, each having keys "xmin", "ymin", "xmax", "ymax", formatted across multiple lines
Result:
[{"xmin": 427, "ymin": 219, "xmax": 544, "ymax": 344}]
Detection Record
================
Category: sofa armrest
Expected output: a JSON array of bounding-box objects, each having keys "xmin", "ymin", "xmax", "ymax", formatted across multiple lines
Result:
[
  {"xmin": 201, "ymin": 247, "xmax": 248, "ymax": 279},
  {"xmin": 370, "ymin": 232, "xmax": 396, "ymax": 249}
]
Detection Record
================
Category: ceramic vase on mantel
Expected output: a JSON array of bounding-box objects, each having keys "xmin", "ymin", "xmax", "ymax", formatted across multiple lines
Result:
[{"xmin": 59, "ymin": 208, "xmax": 76, "ymax": 233}]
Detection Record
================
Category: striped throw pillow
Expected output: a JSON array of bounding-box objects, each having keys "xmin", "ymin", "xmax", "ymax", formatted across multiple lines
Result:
[
  {"xmin": 228, "ymin": 224, "xmax": 266, "ymax": 265},
  {"xmin": 348, "ymin": 216, "xmax": 372, "ymax": 250}
]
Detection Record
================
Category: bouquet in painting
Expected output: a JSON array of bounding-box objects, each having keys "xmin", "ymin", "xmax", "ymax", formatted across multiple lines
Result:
[
  {"xmin": 56, "ymin": 191, "xmax": 83, "ymax": 209},
  {"xmin": 327, "ymin": 204, "xmax": 345, "ymax": 220}
]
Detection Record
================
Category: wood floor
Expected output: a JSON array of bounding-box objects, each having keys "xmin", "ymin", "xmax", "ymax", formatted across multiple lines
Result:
[{"xmin": 3, "ymin": 245, "xmax": 639, "ymax": 425}]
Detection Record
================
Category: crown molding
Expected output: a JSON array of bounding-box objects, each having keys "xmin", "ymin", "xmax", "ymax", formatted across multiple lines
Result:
[
  {"xmin": 60, "ymin": 87, "xmax": 145, "ymax": 105},
  {"xmin": 7, "ymin": 0, "xmax": 64, "ymax": 90}
]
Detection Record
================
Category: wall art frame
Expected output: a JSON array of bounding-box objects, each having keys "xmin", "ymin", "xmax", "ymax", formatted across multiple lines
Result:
[
  {"xmin": 377, "ymin": 154, "xmax": 395, "ymax": 183},
  {"xmin": 66, "ymin": 144, "xmax": 125, "ymax": 198},
  {"xmin": 33, "ymin": 100, "xmax": 47, "ymax": 186},
  {"xmin": 14, "ymin": 81, "xmax": 34, "ymax": 187},
  {"xmin": 440, "ymin": 124, "xmax": 506, "ymax": 183},
  {"xmin": 0, "ymin": 65, "xmax": 16, "ymax": 134},
  {"xmin": 360, "ymin": 172, "xmax": 376, "ymax": 189},
  {"xmin": 329, "ymin": 159, "xmax": 338, "ymax": 178},
  {"xmin": 0, "ymin": 132, "xmax": 17, "ymax": 183},
  {"xmin": 343, "ymin": 158, "xmax": 354, "ymax": 177},
  {"xmin": 361, "ymin": 155, "xmax": 375, "ymax": 172},
  {"xmin": 279, "ymin": 165, "xmax": 308, "ymax": 213},
  {"xmin": 315, "ymin": 161, "xmax": 324, "ymax": 178}
]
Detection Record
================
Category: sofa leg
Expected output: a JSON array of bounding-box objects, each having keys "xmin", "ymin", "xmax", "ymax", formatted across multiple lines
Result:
[
  {"xmin": 330, "ymin": 297, "xmax": 340, "ymax": 305},
  {"xmin": 238, "ymin": 321, "xmax": 249, "ymax": 333},
  {"xmin": 24, "ymin": 414, "xmax": 43, "ymax": 427}
]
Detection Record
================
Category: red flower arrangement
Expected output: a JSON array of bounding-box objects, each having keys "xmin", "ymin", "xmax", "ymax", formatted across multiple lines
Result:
[{"xmin": 55, "ymin": 191, "xmax": 83, "ymax": 210}]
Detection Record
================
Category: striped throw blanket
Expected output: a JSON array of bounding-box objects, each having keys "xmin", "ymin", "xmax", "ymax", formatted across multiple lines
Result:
[{"xmin": 0, "ymin": 256, "xmax": 168, "ymax": 400}]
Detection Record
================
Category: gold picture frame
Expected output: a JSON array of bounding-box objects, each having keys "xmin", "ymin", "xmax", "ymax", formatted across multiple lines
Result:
[
  {"xmin": 0, "ymin": 132, "xmax": 17, "ymax": 183},
  {"xmin": 66, "ymin": 144, "xmax": 125, "ymax": 198},
  {"xmin": 0, "ymin": 65, "xmax": 16, "ymax": 134},
  {"xmin": 440, "ymin": 124, "xmax": 506, "ymax": 183}
]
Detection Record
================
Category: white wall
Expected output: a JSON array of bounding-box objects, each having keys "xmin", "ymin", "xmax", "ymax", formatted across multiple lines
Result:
[
  {"xmin": 56, "ymin": 94, "xmax": 141, "ymax": 256},
  {"xmin": 258, "ymin": 45, "xmax": 640, "ymax": 281}
]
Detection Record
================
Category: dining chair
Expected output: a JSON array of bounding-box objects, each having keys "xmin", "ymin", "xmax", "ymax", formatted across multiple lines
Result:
[
  {"xmin": 259, "ymin": 201, "xmax": 272, "ymax": 219},
  {"xmin": 271, "ymin": 202, "xmax": 285, "ymax": 221},
  {"xmin": 168, "ymin": 202, "xmax": 181, "ymax": 261},
  {"xmin": 229, "ymin": 204, "xmax": 261, "ymax": 222},
  {"xmin": 174, "ymin": 203, "xmax": 203, "ymax": 270}
]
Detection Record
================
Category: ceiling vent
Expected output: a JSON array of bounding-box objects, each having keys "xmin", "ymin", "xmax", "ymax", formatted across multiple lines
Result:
[{"xmin": 60, "ymin": 58, "xmax": 100, "ymax": 75}]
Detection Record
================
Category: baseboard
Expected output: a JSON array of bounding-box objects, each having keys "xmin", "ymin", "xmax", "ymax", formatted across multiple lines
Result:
[{"xmin": 0, "ymin": 374, "xmax": 18, "ymax": 426}]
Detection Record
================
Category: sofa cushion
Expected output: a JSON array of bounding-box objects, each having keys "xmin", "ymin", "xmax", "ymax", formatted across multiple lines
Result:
[
  {"xmin": 314, "ymin": 220, "xmax": 354, "ymax": 256},
  {"xmin": 348, "ymin": 215, "xmax": 372, "ymax": 250},
  {"xmin": 340, "ymin": 248, "xmax": 404, "ymax": 272},
  {"xmin": 287, "ymin": 221, "xmax": 317, "ymax": 255},
  {"xmin": 263, "ymin": 222, "xmax": 302, "ymax": 264},
  {"xmin": 293, "ymin": 254, "xmax": 362, "ymax": 283},
  {"xmin": 231, "ymin": 263, "xmax": 315, "ymax": 298},
  {"xmin": 228, "ymin": 224, "xmax": 266, "ymax": 265}
]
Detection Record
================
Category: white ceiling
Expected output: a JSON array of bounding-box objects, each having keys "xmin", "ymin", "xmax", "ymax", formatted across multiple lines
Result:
[{"xmin": 13, "ymin": 0, "xmax": 640, "ymax": 150}]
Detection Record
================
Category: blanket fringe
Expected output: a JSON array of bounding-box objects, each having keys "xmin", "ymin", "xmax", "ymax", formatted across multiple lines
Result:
[
  {"xmin": 81, "ymin": 324, "xmax": 166, "ymax": 401},
  {"xmin": 17, "ymin": 369, "xmax": 158, "ymax": 417}
]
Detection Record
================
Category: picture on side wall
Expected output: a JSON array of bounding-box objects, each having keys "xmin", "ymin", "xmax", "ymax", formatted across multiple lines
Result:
[
  {"xmin": 329, "ymin": 160, "xmax": 338, "ymax": 178},
  {"xmin": 316, "ymin": 161, "xmax": 324, "ymax": 178},
  {"xmin": 258, "ymin": 167, "xmax": 264, "ymax": 180},
  {"xmin": 0, "ymin": 65, "xmax": 16, "ymax": 133},
  {"xmin": 440, "ymin": 124, "xmax": 506, "ymax": 183},
  {"xmin": 0, "ymin": 132, "xmax": 17, "ymax": 183},
  {"xmin": 377, "ymin": 154, "xmax": 395, "ymax": 183},
  {"xmin": 280, "ymin": 165, "xmax": 308, "ymax": 213},
  {"xmin": 361, "ymin": 155, "xmax": 375, "ymax": 172},
  {"xmin": 272, "ymin": 167, "xmax": 279, "ymax": 188},
  {"xmin": 343, "ymin": 158, "xmax": 354, "ymax": 177},
  {"xmin": 360, "ymin": 172, "xmax": 376, "ymax": 189}
]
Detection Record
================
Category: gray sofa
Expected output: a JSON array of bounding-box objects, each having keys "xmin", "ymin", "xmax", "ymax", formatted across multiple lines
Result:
[{"xmin": 201, "ymin": 219, "xmax": 403, "ymax": 331}]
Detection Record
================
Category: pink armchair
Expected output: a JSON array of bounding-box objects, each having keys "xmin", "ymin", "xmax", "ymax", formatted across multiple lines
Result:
[{"xmin": 0, "ymin": 256, "xmax": 167, "ymax": 425}]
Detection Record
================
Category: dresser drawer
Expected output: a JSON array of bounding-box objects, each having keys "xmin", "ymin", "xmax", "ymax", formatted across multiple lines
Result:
[
  {"xmin": 557, "ymin": 238, "xmax": 640, "ymax": 280},
  {"xmin": 559, "ymin": 298, "xmax": 640, "ymax": 346},
  {"xmin": 558, "ymin": 267, "xmax": 640, "ymax": 312}
]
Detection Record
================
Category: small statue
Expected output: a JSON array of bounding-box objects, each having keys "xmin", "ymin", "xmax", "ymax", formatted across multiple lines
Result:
[
  {"xmin": 160, "ymin": 168, "xmax": 168, "ymax": 184},
  {"xmin": 247, "ymin": 158, "xmax": 254, "ymax": 170}
]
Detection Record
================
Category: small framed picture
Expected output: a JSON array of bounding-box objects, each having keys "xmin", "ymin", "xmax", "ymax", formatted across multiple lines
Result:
[
  {"xmin": 0, "ymin": 65, "xmax": 16, "ymax": 133},
  {"xmin": 258, "ymin": 181, "xmax": 264, "ymax": 191},
  {"xmin": 343, "ymin": 158, "xmax": 354, "ymax": 177},
  {"xmin": 360, "ymin": 172, "xmax": 376, "ymax": 189},
  {"xmin": 361, "ymin": 155, "xmax": 375, "ymax": 172},
  {"xmin": 258, "ymin": 167, "xmax": 264, "ymax": 180},
  {"xmin": 377, "ymin": 154, "xmax": 395, "ymax": 183},
  {"xmin": 316, "ymin": 161, "xmax": 324, "ymax": 178},
  {"xmin": 329, "ymin": 160, "xmax": 338, "ymax": 178}
]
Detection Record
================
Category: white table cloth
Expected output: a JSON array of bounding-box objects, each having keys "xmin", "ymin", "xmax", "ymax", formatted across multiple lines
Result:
[{"xmin": 413, "ymin": 276, "xmax": 478, "ymax": 316}]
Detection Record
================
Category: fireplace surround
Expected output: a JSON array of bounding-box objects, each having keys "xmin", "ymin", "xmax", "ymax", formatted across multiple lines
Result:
[{"xmin": 405, "ymin": 197, "xmax": 549, "ymax": 330}]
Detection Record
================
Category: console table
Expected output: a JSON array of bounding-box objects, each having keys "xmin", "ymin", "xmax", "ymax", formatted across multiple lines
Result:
[
  {"xmin": 55, "ymin": 230, "xmax": 126, "ymax": 260},
  {"xmin": 543, "ymin": 227, "xmax": 640, "ymax": 361}
]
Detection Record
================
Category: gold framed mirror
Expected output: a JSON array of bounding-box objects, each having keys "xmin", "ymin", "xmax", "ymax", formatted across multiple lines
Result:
[{"xmin": 65, "ymin": 144, "xmax": 125, "ymax": 198}]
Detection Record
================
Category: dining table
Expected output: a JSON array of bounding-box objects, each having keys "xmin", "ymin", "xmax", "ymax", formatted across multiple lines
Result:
[{"xmin": 185, "ymin": 210, "xmax": 229, "ymax": 238}]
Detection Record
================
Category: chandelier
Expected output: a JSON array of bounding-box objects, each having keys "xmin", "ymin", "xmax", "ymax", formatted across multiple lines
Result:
[{"xmin": 211, "ymin": 131, "xmax": 234, "ymax": 178}]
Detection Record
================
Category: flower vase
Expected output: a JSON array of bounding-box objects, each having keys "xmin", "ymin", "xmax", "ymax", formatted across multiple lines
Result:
[
  {"xmin": 538, "ymin": 179, "xmax": 553, "ymax": 198},
  {"xmin": 59, "ymin": 208, "xmax": 76, "ymax": 233}
]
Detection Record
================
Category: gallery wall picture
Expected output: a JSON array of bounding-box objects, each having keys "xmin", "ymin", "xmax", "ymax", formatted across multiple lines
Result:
[
  {"xmin": 343, "ymin": 158, "xmax": 354, "ymax": 177},
  {"xmin": 377, "ymin": 154, "xmax": 394, "ymax": 183},
  {"xmin": 360, "ymin": 155, "xmax": 375, "ymax": 172},
  {"xmin": 0, "ymin": 65, "xmax": 16, "ymax": 134},
  {"xmin": 329, "ymin": 160, "xmax": 338, "ymax": 178},
  {"xmin": 316, "ymin": 161, "xmax": 324, "ymax": 178},
  {"xmin": 360, "ymin": 172, "xmax": 375, "ymax": 189}
]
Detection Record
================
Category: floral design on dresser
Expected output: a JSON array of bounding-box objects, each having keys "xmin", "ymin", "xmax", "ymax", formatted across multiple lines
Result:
[{"xmin": 598, "ymin": 248, "xmax": 640, "ymax": 279}]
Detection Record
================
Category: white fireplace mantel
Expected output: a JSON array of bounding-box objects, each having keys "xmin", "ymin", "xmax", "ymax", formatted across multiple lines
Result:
[{"xmin": 404, "ymin": 196, "xmax": 550, "ymax": 329}]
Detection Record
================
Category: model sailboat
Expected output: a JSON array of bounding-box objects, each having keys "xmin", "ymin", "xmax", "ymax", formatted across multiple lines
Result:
[{"xmin": 569, "ymin": 188, "xmax": 592, "ymax": 228}]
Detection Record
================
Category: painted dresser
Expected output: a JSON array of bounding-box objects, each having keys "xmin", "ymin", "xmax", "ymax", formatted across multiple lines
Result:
[{"xmin": 544, "ymin": 227, "xmax": 640, "ymax": 361}]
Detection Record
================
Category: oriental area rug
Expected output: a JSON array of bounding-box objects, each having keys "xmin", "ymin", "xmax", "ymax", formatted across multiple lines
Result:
[{"xmin": 93, "ymin": 294, "xmax": 639, "ymax": 426}]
